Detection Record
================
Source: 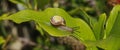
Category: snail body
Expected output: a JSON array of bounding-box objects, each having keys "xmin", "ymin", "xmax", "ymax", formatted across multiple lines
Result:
[{"xmin": 58, "ymin": 26, "xmax": 73, "ymax": 33}]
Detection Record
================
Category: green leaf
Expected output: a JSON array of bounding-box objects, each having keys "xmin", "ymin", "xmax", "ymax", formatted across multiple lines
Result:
[
  {"xmin": 93, "ymin": 13, "xmax": 106, "ymax": 40},
  {"xmin": 71, "ymin": 19, "xmax": 97, "ymax": 49},
  {"xmin": 71, "ymin": 18, "xmax": 96, "ymax": 49},
  {"xmin": 0, "ymin": 36, "xmax": 5, "ymax": 44},
  {"xmin": 98, "ymin": 5, "xmax": 120, "ymax": 50},
  {"xmin": 8, "ymin": 10, "xmax": 43, "ymax": 24},
  {"xmin": 105, "ymin": 11, "xmax": 120, "ymax": 50},
  {"xmin": 72, "ymin": 18, "xmax": 96, "ymax": 41},
  {"xmin": 0, "ymin": 8, "xmax": 97, "ymax": 49},
  {"xmin": 0, "ymin": 8, "xmax": 95, "ymax": 40},
  {"xmin": 98, "ymin": 36, "xmax": 120, "ymax": 50},
  {"xmin": 0, "ymin": 9, "xmax": 72, "ymax": 37},
  {"xmin": 106, "ymin": 5, "xmax": 120, "ymax": 37}
]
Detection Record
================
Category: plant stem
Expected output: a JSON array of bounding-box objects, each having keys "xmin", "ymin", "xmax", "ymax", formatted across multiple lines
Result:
[
  {"xmin": 34, "ymin": 0, "xmax": 38, "ymax": 11},
  {"xmin": 26, "ymin": 0, "xmax": 32, "ymax": 9}
]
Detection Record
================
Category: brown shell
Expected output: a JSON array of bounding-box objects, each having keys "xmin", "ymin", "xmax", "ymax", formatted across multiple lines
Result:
[{"xmin": 50, "ymin": 15, "xmax": 66, "ymax": 26}]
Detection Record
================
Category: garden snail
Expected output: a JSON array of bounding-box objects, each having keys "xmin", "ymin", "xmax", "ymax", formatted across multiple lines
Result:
[
  {"xmin": 50, "ymin": 15, "xmax": 65, "ymax": 26},
  {"xmin": 50, "ymin": 15, "xmax": 80, "ymax": 33}
]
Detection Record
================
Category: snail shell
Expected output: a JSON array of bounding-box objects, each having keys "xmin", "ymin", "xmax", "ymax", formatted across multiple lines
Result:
[
  {"xmin": 50, "ymin": 15, "xmax": 65, "ymax": 26},
  {"xmin": 50, "ymin": 15, "xmax": 74, "ymax": 33}
]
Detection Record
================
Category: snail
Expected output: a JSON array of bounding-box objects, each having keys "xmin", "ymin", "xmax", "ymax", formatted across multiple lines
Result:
[
  {"xmin": 50, "ymin": 15, "xmax": 65, "ymax": 26},
  {"xmin": 50, "ymin": 15, "xmax": 80, "ymax": 33}
]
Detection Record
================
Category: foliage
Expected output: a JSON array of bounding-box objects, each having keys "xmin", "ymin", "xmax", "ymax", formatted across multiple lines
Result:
[{"xmin": 0, "ymin": 0, "xmax": 120, "ymax": 50}]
